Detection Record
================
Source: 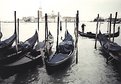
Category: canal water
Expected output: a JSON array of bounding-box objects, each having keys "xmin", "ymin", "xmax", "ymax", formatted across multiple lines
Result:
[{"xmin": 0, "ymin": 22, "xmax": 121, "ymax": 84}]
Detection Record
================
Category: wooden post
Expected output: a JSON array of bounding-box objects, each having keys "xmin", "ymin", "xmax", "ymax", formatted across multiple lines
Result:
[
  {"xmin": 37, "ymin": 10, "xmax": 40, "ymax": 43},
  {"xmin": 112, "ymin": 12, "xmax": 118, "ymax": 42},
  {"xmin": 60, "ymin": 21, "xmax": 62, "ymax": 31},
  {"xmin": 56, "ymin": 12, "xmax": 59, "ymax": 52},
  {"xmin": 76, "ymin": 10, "xmax": 79, "ymax": 64},
  {"xmin": 45, "ymin": 13, "xmax": 49, "ymax": 53},
  {"xmin": 45, "ymin": 13, "xmax": 48, "ymax": 42},
  {"xmin": 14, "ymin": 11, "xmax": 16, "ymax": 35},
  {"xmin": 118, "ymin": 26, "xmax": 120, "ymax": 35},
  {"xmin": 45, "ymin": 13, "xmax": 49, "ymax": 59},
  {"xmin": 38, "ymin": 10, "xmax": 39, "ymax": 31},
  {"xmin": 65, "ymin": 19, "xmax": 67, "ymax": 31},
  {"xmin": 17, "ymin": 18, "xmax": 19, "ymax": 43},
  {"xmin": 14, "ymin": 11, "xmax": 18, "ymax": 52},
  {"xmin": 45, "ymin": 13, "xmax": 47, "ymax": 48},
  {"xmin": 94, "ymin": 14, "xmax": 99, "ymax": 49},
  {"xmin": 107, "ymin": 18, "xmax": 110, "ymax": 34},
  {"xmin": 46, "ymin": 17, "xmax": 48, "ymax": 41},
  {"xmin": 0, "ymin": 21, "xmax": 2, "ymax": 41},
  {"xmin": 107, "ymin": 17, "xmax": 110, "ymax": 36},
  {"xmin": 109, "ymin": 14, "xmax": 112, "ymax": 41}
]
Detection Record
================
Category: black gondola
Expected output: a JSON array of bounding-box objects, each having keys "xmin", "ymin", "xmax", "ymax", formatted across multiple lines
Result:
[
  {"xmin": 0, "ymin": 45, "xmax": 43, "ymax": 74},
  {"xmin": 0, "ymin": 32, "xmax": 2, "ymax": 39},
  {"xmin": 78, "ymin": 27, "xmax": 120, "ymax": 39},
  {"xmin": 0, "ymin": 31, "xmax": 38, "ymax": 65},
  {"xmin": 0, "ymin": 31, "xmax": 54, "ymax": 74},
  {"xmin": 45, "ymin": 30, "xmax": 75, "ymax": 74},
  {"xmin": 98, "ymin": 31, "xmax": 121, "ymax": 62},
  {"xmin": 0, "ymin": 29, "xmax": 16, "ymax": 52}
]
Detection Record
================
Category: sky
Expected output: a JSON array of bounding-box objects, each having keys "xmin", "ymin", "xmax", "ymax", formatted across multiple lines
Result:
[{"xmin": 0, "ymin": 0, "xmax": 121, "ymax": 21}]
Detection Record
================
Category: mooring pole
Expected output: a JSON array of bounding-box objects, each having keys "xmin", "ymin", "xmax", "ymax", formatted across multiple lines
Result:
[
  {"xmin": 109, "ymin": 14, "xmax": 112, "ymax": 41},
  {"xmin": 107, "ymin": 19, "xmax": 109, "ymax": 34},
  {"xmin": 60, "ymin": 21, "xmax": 62, "ymax": 31},
  {"xmin": 37, "ymin": 10, "xmax": 40, "ymax": 43},
  {"xmin": 65, "ymin": 19, "xmax": 67, "ymax": 31},
  {"xmin": 14, "ymin": 11, "xmax": 18, "ymax": 52},
  {"xmin": 45, "ymin": 13, "xmax": 49, "ymax": 59},
  {"xmin": 38, "ymin": 10, "xmax": 40, "ymax": 31},
  {"xmin": 76, "ymin": 10, "xmax": 79, "ymax": 64},
  {"xmin": 45, "ymin": 13, "xmax": 47, "ymax": 44},
  {"xmin": 94, "ymin": 14, "xmax": 99, "ymax": 49},
  {"xmin": 112, "ymin": 12, "xmax": 118, "ymax": 42},
  {"xmin": 56, "ymin": 12, "xmax": 60, "ymax": 52},
  {"xmin": 17, "ymin": 18, "xmax": 19, "ymax": 43}
]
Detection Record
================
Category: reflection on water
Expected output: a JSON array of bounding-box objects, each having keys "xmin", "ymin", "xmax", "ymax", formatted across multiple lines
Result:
[
  {"xmin": 13, "ymin": 67, "xmax": 40, "ymax": 84},
  {"xmin": 0, "ymin": 22, "xmax": 121, "ymax": 84}
]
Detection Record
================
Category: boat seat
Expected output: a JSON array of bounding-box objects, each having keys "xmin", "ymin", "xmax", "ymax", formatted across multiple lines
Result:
[
  {"xmin": 29, "ymin": 49, "xmax": 41, "ymax": 57},
  {"xmin": 58, "ymin": 43, "xmax": 74, "ymax": 54}
]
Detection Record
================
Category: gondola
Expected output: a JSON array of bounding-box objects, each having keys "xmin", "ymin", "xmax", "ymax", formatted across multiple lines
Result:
[
  {"xmin": 78, "ymin": 27, "xmax": 120, "ymax": 38},
  {"xmin": 45, "ymin": 30, "xmax": 75, "ymax": 74},
  {"xmin": 0, "ymin": 31, "xmax": 38, "ymax": 65},
  {"xmin": 0, "ymin": 44, "xmax": 43, "ymax": 74},
  {"xmin": 97, "ymin": 31, "xmax": 121, "ymax": 62},
  {"xmin": 0, "ymin": 29, "xmax": 16, "ymax": 52},
  {"xmin": 0, "ymin": 32, "xmax": 2, "ymax": 39},
  {"xmin": 0, "ymin": 31, "xmax": 54, "ymax": 74}
]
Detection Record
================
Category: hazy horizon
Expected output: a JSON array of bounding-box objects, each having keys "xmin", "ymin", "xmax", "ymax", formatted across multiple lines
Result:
[{"xmin": 0, "ymin": 0, "xmax": 121, "ymax": 21}]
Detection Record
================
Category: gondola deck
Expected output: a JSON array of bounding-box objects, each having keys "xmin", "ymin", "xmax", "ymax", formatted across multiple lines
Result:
[
  {"xmin": 45, "ymin": 30, "xmax": 75, "ymax": 74},
  {"xmin": 98, "ymin": 31, "xmax": 121, "ymax": 62},
  {"xmin": 3, "ymin": 52, "xmax": 42, "ymax": 67},
  {"xmin": 78, "ymin": 27, "xmax": 120, "ymax": 39},
  {"xmin": 0, "ymin": 31, "xmax": 38, "ymax": 65}
]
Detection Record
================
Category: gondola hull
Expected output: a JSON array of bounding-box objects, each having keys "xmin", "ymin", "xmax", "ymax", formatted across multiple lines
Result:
[
  {"xmin": 78, "ymin": 29, "xmax": 120, "ymax": 39},
  {"xmin": 0, "ymin": 31, "xmax": 38, "ymax": 65},
  {"xmin": 0, "ymin": 31, "xmax": 53, "ymax": 75},
  {"xmin": 98, "ymin": 32, "xmax": 121, "ymax": 62},
  {"xmin": 0, "ymin": 53, "xmax": 43, "ymax": 75},
  {"xmin": 0, "ymin": 49, "xmax": 31, "ymax": 65},
  {"xmin": 45, "ymin": 49, "xmax": 75, "ymax": 74},
  {"xmin": 0, "ymin": 34, "xmax": 16, "ymax": 52},
  {"xmin": 78, "ymin": 31, "xmax": 95, "ymax": 38},
  {"xmin": 45, "ymin": 30, "xmax": 74, "ymax": 74}
]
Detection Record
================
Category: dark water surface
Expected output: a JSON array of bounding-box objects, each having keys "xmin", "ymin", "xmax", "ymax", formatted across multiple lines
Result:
[{"xmin": 0, "ymin": 22, "xmax": 121, "ymax": 84}]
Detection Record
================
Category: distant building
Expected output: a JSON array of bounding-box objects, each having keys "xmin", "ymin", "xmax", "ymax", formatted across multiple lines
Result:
[
  {"xmin": 41, "ymin": 11, "xmax": 57, "ymax": 22},
  {"xmin": 22, "ymin": 16, "xmax": 36, "ymax": 22},
  {"xmin": 62, "ymin": 16, "xmax": 76, "ymax": 22},
  {"xmin": 105, "ymin": 18, "xmax": 121, "ymax": 24},
  {"xmin": 21, "ymin": 7, "xmax": 76, "ymax": 23}
]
